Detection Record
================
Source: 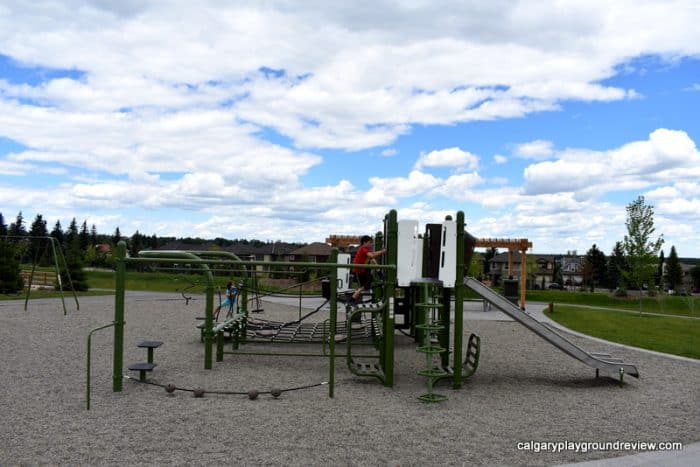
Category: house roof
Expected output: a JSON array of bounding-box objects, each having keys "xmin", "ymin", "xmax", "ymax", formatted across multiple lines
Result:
[{"xmin": 290, "ymin": 242, "xmax": 332, "ymax": 256}]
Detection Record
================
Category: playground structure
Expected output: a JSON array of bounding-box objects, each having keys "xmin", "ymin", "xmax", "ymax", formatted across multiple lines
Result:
[{"xmin": 101, "ymin": 210, "xmax": 638, "ymax": 406}]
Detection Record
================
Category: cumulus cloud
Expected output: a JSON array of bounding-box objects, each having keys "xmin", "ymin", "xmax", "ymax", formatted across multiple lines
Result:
[
  {"xmin": 514, "ymin": 139, "xmax": 555, "ymax": 159},
  {"xmin": 1, "ymin": 1, "xmax": 700, "ymax": 254},
  {"xmin": 415, "ymin": 147, "xmax": 479, "ymax": 171},
  {"xmin": 523, "ymin": 129, "xmax": 700, "ymax": 196}
]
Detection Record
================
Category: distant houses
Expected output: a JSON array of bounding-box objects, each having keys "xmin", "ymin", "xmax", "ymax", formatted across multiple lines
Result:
[{"xmin": 154, "ymin": 239, "xmax": 697, "ymax": 291}]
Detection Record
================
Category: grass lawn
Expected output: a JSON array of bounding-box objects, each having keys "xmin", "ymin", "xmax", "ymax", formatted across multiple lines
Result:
[
  {"xmin": 527, "ymin": 289, "xmax": 699, "ymax": 318},
  {"xmin": 545, "ymin": 305, "xmax": 700, "ymax": 360}
]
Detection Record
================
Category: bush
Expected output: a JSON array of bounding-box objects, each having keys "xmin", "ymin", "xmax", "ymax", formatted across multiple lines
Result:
[
  {"xmin": 613, "ymin": 287, "xmax": 627, "ymax": 297},
  {"xmin": 0, "ymin": 240, "xmax": 25, "ymax": 293}
]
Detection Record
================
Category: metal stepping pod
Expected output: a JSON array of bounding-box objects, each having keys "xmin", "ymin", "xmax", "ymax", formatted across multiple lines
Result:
[{"xmin": 128, "ymin": 341, "xmax": 162, "ymax": 381}]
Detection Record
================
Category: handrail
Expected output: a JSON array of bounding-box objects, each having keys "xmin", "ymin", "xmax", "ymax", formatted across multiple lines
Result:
[{"xmin": 86, "ymin": 321, "xmax": 117, "ymax": 410}]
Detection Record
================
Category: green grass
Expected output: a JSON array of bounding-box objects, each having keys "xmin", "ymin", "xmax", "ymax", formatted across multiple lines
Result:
[
  {"xmin": 545, "ymin": 305, "xmax": 700, "ymax": 360},
  {"xmin": 527, "ymin": 289, "xmax": 699, "ymax": 318}
]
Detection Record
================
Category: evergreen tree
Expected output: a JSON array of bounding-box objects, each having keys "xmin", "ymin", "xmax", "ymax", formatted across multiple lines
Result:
[
  {"xmin": 65, "ymin": 218, "xmax": 80, "ymax": 251},
  {"xmin": 8, "ymin": 211, "xmax": 27, "ymax": 238},
  {"xmin": 691, "ymin": 265, "xmax": 700, "ymax": 293},
  {"xmin": 607, "ymin": 242, "xmax": 627, "ymax": 290},
  {"xmin": 130, "ymin": 230, "xmax": 144, "ymax": 257},
  {"xmin": 583, "ymin": 244, "xmax": 607, "ymax": 291},
  {"xmin": 666, "ymin": 246, "xmax": 683, "ymax": 292},
  {"xmin": 551, "ymin": 257, "xmax": 563, "ymax": 286},
  {"xmin": 0, "ymin": 212, "xmax": 7, "ymax": 236},
  {"xmin": 0, "ymin": 239, "xmax": 24, "ymax": 293},
  {"xmin": 90, "ymin": 224, "xmax": 98, "ymax": 246},
  {"xmin": 622, "ymin": 196, "xmax": 664, "ymax": 293},
  {"xmin": 50, "ymin": 220, "xmax": 65, "ymax": 248},
  {"xmin": 113, "ymin": 227, "xmax": 122, "ymax": 244},
  {"xmin": 60, "ymin": 221, "xmax": 88, "ymax": 291},
  {"xmin": 28, "ymin": 214, "xmax": 50, "ymax": 266},
  {"xmin": 79, "ymin": 220, "xmax": 90, "ymax": 251},
  {"xmin": 483, "ymin": 247, "xmax": 498, "ymax": 276},
  {"xmin": 655, "ymin": 250, "xmax": 665, "ymax": 288}
]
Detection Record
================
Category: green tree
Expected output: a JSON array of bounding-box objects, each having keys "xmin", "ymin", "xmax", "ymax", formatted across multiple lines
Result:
[
  {"xmin": 665, "ymin": 246, "xmax": 682, "ymax": 292},
  {"xmin": 50, "ymin": 220, "xmax": 65, "ymax": 246},
  {"xmin": 90, "ymin": 224, "xmax": 98, "ymax": 246},
  {"xmin": 691, "ymin": 265, "xmax": 700, "ymax": 292},
  {"xmin": 60, "ymin": 222, "xmax": 89, "ymax": 291},
  {"xmin": 79, "ymin": 220, "xmax": 90, "ymax": 252},
  {"xmin": 551, "ymin": 257, "xmax": 563, "ymax": 286},
  {"xmin": 28, "ymin": 214, "xmax": 50, "ymax": 266},
  {"xmin": 655, "ymin": 250, "xmax": 665, "ymax": 288},
  {"xmin": 113, "ymin": 226, "xmax": 122, "ymax": 245},
  {"xmin": 0, "ymin": 212, "xmax": 7, "ymax": 236},
  {"xmin": 8, "ymin": 211, "xmax": 27, "ymax": 238},
  {"xmin": 0, "ymin": 239, "xmax": 24, "ymax": 293},
  {"xmin": 622, "ymin": 196, "xmax": 664, "ymax": 294},
  {"xmin": 583, "ymin": 244, "xmax": 607, "ymax": 291},
  {"xmin": 607, "ymin": 241, "xmax": 627, "ymax": 290}
]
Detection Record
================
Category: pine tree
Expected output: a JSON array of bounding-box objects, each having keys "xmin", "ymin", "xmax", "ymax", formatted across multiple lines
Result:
[
  {"xmin": 28, "ymin": 214, "xmax": 50, "ymax": 266},
  {"xmin": 79, "ymin": 220, "xmax": 90, "ymax": 252},
  {"xmin": 56, "ymin": 218, "xmax": 88, "ymax": 291},
  {"xmin": 50, "ymin": 220, "xmax": 64, "ymax": 245},
  {"xmin": 0, "ymin": 212, "xmax": 7, "ymax": 236},
  {"xmin": 8, "ymin": 211, "xmax": 27, "ymax": 238},
  {"xmin": 0, "ymin": 239, "xmax": 24, "ymax": 293},
  {"xmin": 113, "ymin": 227, "xmax": 122, "ymax": 245},
  {"xmin": 583, "ymin": 244, "xmax": 607, "ymax": 291},
  {"xmin": 655, "ymin": 250, "xmax": 665, "ymax": 288},
  {"xmin": 607, "ymin": 242, "xmax": 627, "ymax": 291},
  {"xmin": 666, "ymin": 246, "xmax": 683, "ymax": 292},
  {"xmin": 90, "ymin": 224, "xmax": 98, "ymax": 246}
]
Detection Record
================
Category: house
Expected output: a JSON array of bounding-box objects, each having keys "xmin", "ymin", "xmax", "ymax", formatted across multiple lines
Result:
[
  {"xmin": 487, "ymin": 252, "xmax": 584, "ymax": 289},
  {"xmin": 289, "ymin": 242, "xmax": 332, "ymax": 264}
]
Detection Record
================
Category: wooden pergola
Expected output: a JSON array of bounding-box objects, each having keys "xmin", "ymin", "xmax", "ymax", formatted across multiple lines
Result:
[{"xmin": 475, "ymin": 237, "xmax": 533, "ymax": 309}]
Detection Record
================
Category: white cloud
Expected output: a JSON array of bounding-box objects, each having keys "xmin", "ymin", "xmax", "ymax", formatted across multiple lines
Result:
[
  {"xmin": 381, "ymin": 148, "xmax": 397, "ymax": 157},
  {"xmin": 493, "ymin": 154, "xmax": 507, "ymax": 164},
  {"xmin": 415, "ymin": 147, "xmax": 479, "ymax": 170},
  {"xmin": 514, "ymin": 139, "xmax": 555, "ymax": 159},
  {"xmin": 523, "ymin": 129, "xmax": 700, "ymax": 196}
]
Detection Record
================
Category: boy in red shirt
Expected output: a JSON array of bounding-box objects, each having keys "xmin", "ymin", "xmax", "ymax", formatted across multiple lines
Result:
[{"xmin": 350, "ymin": 235, "xmax": 387, "ymax": 304}]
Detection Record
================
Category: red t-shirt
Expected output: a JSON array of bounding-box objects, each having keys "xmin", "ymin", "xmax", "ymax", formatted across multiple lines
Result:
[{"xmin": 352, "ymin": 245, "xmax": 370, "ymax": 274}]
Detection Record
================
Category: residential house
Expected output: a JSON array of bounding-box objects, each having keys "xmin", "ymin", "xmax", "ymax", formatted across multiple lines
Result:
[{"xmin": 487, "ymin": 252, "xmax": 584, "ymax": 289}]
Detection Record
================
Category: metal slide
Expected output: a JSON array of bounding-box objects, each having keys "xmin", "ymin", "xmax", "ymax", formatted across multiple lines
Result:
[{"xmin": 464, "ymin": 277, "xmax": 639, "ymax": 382}]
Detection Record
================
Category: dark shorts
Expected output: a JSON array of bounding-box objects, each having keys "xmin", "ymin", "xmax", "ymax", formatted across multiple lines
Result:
[{"xmin": 357, "ymin": 271, "xmax": 372, "ymax": 289}]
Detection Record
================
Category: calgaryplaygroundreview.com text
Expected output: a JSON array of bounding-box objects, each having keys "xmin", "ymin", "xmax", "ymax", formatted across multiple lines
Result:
[{"xmin": 517, "ymin": 440, "xmax": 684, "ymax": 454}]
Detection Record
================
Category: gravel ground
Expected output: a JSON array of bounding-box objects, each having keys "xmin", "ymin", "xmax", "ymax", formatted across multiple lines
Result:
[{"xmin": 1, "ymin": 294, "xmax": 698, "ymax": 466}]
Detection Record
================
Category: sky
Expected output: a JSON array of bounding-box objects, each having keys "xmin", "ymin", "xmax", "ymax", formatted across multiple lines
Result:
[{"xmin": 1, "ymin": 1, "xmax": 700, "ymax": 257}]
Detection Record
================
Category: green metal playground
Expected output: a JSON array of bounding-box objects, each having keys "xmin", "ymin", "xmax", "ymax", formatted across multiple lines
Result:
[{"xmin": 95, "ymin": 210, "xmax": 639, "ymax": 407}]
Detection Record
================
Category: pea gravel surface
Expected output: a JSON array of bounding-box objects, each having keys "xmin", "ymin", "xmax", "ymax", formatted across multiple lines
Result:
[{"xmin": 1, "ymin": 293, "xmax": 698, "ymax": 466}]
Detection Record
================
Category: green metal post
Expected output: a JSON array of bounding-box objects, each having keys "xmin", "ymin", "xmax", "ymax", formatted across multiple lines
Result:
[
  {"xmin": 113, "ymin": 241, "xmax": 127, "ymax": 392},
  {"xmin": 453, "ymin": 211, "xmax": 465, "ymax": 388},
  {"xmin": 87, "ymin": 321, "xmax": 117, "ymax": 410},
  {"xmin": 383, "ymin": 210, "xmax": 398, "ymax": 387},
  {"xmin": 329, "ymin": 248, "xmax": 338, "ymax": 397}
]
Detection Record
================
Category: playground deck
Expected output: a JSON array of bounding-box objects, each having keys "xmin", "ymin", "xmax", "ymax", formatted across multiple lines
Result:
[{"xmin": 1, "ymin": 293, "xmax": 698, "ymax": 466}]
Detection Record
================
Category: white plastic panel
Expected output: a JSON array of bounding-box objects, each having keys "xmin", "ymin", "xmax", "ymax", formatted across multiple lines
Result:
[
  {"xmin": 337, "ymin": 253, "xmax": 352, "ymax": 290},
  {"xmin": 397, "ymin": 220, "xmax": 422, "ymax": 286},
  {"xmin": 438, "ymin": 220, "xmax": 457, "ymax": 287}
]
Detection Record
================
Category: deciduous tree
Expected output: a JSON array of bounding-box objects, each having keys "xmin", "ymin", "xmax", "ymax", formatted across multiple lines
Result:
[{"xmin": 622, "ymin": 196, "xmax": 664, "ymax": 294}]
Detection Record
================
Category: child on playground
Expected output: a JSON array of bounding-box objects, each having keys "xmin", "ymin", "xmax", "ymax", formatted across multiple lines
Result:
[
  {"xmin": 214, "ymin": 281, "xmax": 238, "ymax": 321},
  {"xmin": 350, "ymin": 235, "xmax": 386, "ymax": 304}
]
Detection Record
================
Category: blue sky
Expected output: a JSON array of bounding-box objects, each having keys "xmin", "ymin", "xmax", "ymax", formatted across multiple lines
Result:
[{"xmin": 1, "ymin": 1, "xmax": 700, "ymax": 257}]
